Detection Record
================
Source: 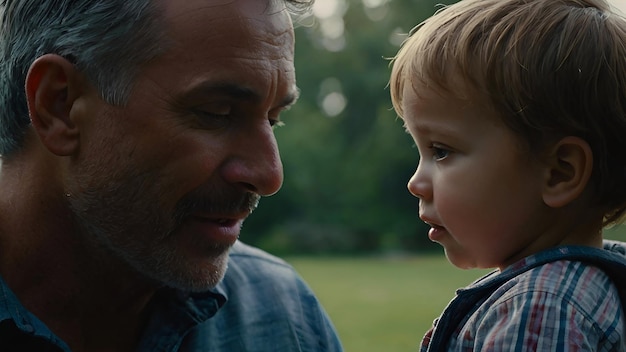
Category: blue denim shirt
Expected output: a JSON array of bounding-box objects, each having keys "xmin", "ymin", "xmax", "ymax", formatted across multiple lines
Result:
[{"xmin": 0, "ymin": 241, "xmax": 344, "ymax": 351}]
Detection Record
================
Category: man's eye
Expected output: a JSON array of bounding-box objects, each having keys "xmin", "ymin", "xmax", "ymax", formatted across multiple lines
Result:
[
  {"xmin": 270, "ymin": 119, "xmax": 285, "ymax": 129},
  {"xmin": 193, "ymin": 110, "xmax": 231, "ymax": 129},
  {"xmin": 430, "ymin": 144, "xmax": 450, "ymax": 161},
  {"xmin": 269, "ymin": 107, "xmax": 287, "ymax": 129}
]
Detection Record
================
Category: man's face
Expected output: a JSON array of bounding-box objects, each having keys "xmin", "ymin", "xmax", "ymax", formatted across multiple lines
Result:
[{"xmin": 65, "ymin": 0, "xmax": 298, "ymax": 291}]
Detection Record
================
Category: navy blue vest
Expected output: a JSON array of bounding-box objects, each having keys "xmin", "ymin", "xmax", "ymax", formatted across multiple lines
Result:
[{"xmin": 424, "ymin": 240, "xmax": 626, "ymax": 351}]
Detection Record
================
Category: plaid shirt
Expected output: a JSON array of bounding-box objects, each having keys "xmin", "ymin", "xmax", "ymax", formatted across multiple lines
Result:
[{"xmin": 422, "ymin": 243, "xmax": 626, "ymax": 351}]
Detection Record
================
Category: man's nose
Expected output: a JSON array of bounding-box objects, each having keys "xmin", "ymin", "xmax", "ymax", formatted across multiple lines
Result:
[{"xmin": 220, "ymin": 124, "xmax": 284, "ymax": 196}]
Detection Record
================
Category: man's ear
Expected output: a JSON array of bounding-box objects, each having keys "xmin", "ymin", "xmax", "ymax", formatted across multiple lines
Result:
[
  {"xmin": 26, "ymin": 54, "xmax": 82, "ymax": 156},
  {"xmin": 542, "ymin": 136, "xmax": 593, "ymax": 208}
]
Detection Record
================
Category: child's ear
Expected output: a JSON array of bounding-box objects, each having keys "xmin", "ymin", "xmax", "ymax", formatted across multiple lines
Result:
[
  {"xmin": 542, "ymin": 136, "xmax": 593, "ymax": 208},
  {"xmin": 26, "ymin": 54, "xmax": 82, "ymax": 156}
]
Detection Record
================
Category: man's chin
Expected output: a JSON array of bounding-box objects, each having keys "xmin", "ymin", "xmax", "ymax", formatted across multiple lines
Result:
[{"xmin": 158, "ymin": 251, "xmax": 231, "ymax": 292}]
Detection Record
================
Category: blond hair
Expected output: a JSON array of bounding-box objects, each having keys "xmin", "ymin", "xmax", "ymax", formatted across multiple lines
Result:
[{"xmin": 390, "ymin": 0, "xmax": 626, "ymax": 225}]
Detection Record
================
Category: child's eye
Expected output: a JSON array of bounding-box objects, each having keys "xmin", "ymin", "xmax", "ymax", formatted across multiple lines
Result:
[{"xmin": 430, "ymin": 144, "xmax": 450, "ymax": 161}]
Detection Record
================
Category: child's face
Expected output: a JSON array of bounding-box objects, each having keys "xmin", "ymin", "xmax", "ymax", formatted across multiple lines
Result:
[{"xmin": 402, "ymin": 85, "xmax": 552, "ymax": 270}]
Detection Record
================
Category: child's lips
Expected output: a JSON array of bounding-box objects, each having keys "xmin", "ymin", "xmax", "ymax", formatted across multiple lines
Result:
[
  {"xmin": 420, "ymin": 215, "xmax": 446, "ymax": 241},
  {"xmin": 428, "ymin": 226, "xmax": 446, "ymax": 242},
  {"xmin": 419, "ymin": 214, "xmax": 441, "ymax": 228}
]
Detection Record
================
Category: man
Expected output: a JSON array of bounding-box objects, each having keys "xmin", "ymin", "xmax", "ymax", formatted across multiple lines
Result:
[{"xmin": 0, "ymin": 0, "xmax": 343, "ymax": 351}]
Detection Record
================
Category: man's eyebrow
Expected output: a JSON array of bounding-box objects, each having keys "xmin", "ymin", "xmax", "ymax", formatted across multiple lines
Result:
[
  {"xmin": 281, "ymin": 87, "xmax": 300, "ymax": 109},
  {"xmin": 187, "ymin": 83, "xmax": 261, "ymax": 102},
  {"xmin": 185, "ymin": 82, "xmax": 300, "ymax": 109}
]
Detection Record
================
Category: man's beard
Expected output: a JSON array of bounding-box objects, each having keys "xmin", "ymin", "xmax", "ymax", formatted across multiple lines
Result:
[{"xmin": 65, "ymin": 165, "xmax": 260, "ymax": 292}]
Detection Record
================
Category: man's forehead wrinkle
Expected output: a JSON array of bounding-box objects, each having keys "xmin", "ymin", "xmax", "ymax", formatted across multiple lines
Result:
[
  {"xmin": 166, "ymin": 8, "xmax": 292, "ymax": 41},
  {"xmin": 265, "ymin": 5, "xmax": 290, "ymax": 16},
  {"xmin": 164, "ymin": 0, "xmax": 288, "ymax": 18},
  {"xmin": 167, "ymin": 8, "xmax": 235, "ymax": 22}
]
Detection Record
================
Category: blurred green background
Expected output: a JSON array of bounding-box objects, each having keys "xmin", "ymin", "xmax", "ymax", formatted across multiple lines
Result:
[
  {"xmin": 244, "ymin": 0, "xmax": 460, "ymax": 256},
  {"xmin": 237, "ymin": 0, "xmax": 626, "ymax": 351}
]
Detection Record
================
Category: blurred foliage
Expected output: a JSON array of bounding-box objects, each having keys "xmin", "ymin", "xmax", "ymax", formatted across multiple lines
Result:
[{"xmin": 243, "ymin": 0, "xmax": 458, "ymax": 255}]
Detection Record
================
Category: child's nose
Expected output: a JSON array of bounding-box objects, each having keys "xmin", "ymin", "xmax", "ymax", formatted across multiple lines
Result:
[{"xmin": 407, "ymin": 162, "xmax": 432, "ymax": 201}]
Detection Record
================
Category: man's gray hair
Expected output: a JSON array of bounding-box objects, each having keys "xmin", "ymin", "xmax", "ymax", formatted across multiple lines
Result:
[
  {"xmin": 0, "ymin": 0, "xmax": 165, "ymax": 156},
  {"xmin": 0, "ymin": 0, "xmax": 314, "ymax": 157}
]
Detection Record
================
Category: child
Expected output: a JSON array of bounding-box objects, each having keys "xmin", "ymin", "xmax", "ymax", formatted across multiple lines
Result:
[{"xmin": 389, "ymin": 0, "xmax": 626, "ymax": 350}]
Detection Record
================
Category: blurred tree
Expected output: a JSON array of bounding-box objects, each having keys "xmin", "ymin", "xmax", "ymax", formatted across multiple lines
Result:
[{"xmin": 244, "ymin": 0, "xmax": 458, "ymax": 254}]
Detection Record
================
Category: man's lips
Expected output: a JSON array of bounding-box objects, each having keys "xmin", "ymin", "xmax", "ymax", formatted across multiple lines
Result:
[
  {"xmin": 183, "ymin": 212, "xmax": 250, "ymax": 245},
  {"xmin": 193, "ymin": 217, "xmax": 238, "ymax": 226},
  {"xmin": 192, "ymin": 210, "xmax": 250, "ymax": 223}
]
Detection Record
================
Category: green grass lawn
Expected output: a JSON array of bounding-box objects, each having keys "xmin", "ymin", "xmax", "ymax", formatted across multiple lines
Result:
[
  {"xmin": 285, "ymin": 228, "xmax": 626, "ymax": 352},
  {"xmin": 285, "ymin": 255, "xmax": 489, "ymax": 352}
]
